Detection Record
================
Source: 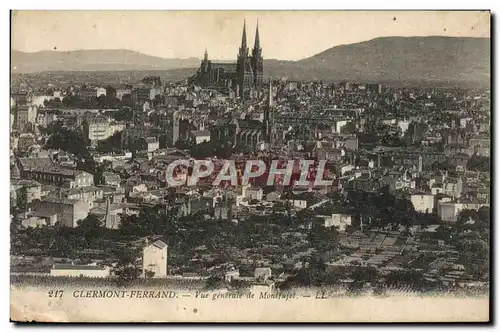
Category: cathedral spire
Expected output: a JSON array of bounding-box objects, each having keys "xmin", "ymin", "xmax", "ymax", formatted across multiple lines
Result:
[
  {"xmin": 204, "ymin": 47, "xmax": 208, "ymax": 61},
  {"xmin": 240, "ymin": 20, "xmax": 248, "ymax": 53},
  {"xmin": 254, "ymin": 20, "xmax": 260, "ymax": 51}
]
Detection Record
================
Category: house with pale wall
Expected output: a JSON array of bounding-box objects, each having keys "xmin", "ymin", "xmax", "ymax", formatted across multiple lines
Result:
[{"xmin": 143, "ymin": 240, "xmax": 168, "ymax": 278}]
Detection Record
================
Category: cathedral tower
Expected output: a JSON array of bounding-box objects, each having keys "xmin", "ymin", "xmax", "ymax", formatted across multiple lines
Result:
[
  {"xmin": 190, "ymin": 20, "xmax": 263, "ymax": 100},
  {"xmin": 236, "ymin": 20, "xmax": 254, "ymax": 99},
  {"xmin": 251, "ymin": 21, "xmax": 263, "ymax": 89}
]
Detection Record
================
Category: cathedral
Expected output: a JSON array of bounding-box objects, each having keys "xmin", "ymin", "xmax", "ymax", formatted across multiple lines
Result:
[{"xmin": 189, "ymin": 20, "xmax": 263, "ymax": 99}]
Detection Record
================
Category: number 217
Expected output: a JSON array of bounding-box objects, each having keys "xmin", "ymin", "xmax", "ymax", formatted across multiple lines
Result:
[{"xmin": 48, "ymin": 290, "xmax": 64, "ymax": 298}]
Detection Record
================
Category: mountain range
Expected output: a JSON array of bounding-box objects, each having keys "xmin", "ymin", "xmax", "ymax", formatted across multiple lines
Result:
[{"xmin": 11, "ymin": 36, "xmax": 490, "ymax": 85}]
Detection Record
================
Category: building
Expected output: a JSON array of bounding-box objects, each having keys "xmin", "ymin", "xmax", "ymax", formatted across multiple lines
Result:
[
  {"xmin": 131, "ymin": 87, "xmax": 151, "ymax": 105},
  {"xmin": 18, "ymin": 158, "xmax": 94, "ymax": 188},
  {"xmin": 212, "ymin": 118, "xmax": 264, "ymax": 149},
  {"xmin": 105, "ymin": 86, "xmax": 117, "ymax": 99},
  {"xmin": 63, "ymin": 186, "xmax": 104, "ymax": 204},
  {"xmin": 250, "ymin": 280, "xmax": 275, "ymax": 293},
  {"xmin": 437, "ymin": 201, "xmax": 464, "ymax": 223},
  {"xmin": 36, "ymin": 109, "xmax": 59, "ymax": 127},
  {"xmin": 32, "ymin": 197, "xmax": 90, "ymax": 227},
  {"xmin": 437, "ymin": 200, "xmax": 489, "ymax": 223},
  {"xmin": 149, "ymin": 86, "xmax": 162, "ymax": 100},
  {"xmin": 143, "ymin": 240, "xmax": 168, "ymax": 278},
  {"xmin": 225, "ymin": 269, "xmax": 240, "ymax": 282},
  {"xmin": 244, "ymin": 186, "xmax": 264, "ymax": 201},
  {"xmin": 189, "ymin": 130, "xmax": 211, "ymax": 145},
  {"xmin": 83, "ymin": 116, "xmax": 126, "ymax": 144},
  {"xmin": 14, "ymin": 105, "xmax": 37, "ymax": 130},
  {"xmin": 78, "ymin": 86, "xmax": 98, "ymax": 100},
  {"xmin": 345, "ymin": 136, "xmax": 359, "ymax": 150},
  {"xmin": 430, "ymin": 175, "xmax": 463, "ymax": 199},
  {"xmin": 214, "ymin": 204, "xmax": 231, "ymax": 220},
  {"xmin": 90, "ymin": 198, "xmax": 123, "ymax": 229},
  {"xmin": 411, "ymin": 194, "xmax": 435, "ymax": 214},
  {"xmin": 16, "ymin": 133, "xmax": 36, "ymax": 152},
  {"xmin": 116, "ymin": 87, "xmax": 132, "ymax": 101},
  {"xmin": 11, "ymin": 180, "xmax": 42, "ymax": 208},
  {"xmin": 11, "ymin": 91, "xmax": 28, "ymax": 107},
  {"xmin": 96, "ymin": 87, "xmax": 107, "ymax": 97},
  {"xmin": 254, "ymin": 267, "xmax": 272, "ymax": 281},
  {"xmin": 334, "ymin": 120, "xmax": 348, "ymax": 134},
  {"xmin": 142, "ymin": 137, "xmax": 160, "ymax": 152},
  {"xmin": 172, "ymin": 111, "xmax": 180, "ymax": 145},
  {"xmin": 102, "ymin": 172, "xmax": 121, "ymax": 186},
  {"xmin": 21, "ymin": 215, "xmax": 49, "ymax": 228},
  {"xmin": 326, "ymin": 214, "xmax": 352, "ymax": 232},
  {"xmin": 189, "ymin": 20, "xmax": 263, "ymax": 99},
  {"xmin": 288, "ymin": 197, "xmax": 308, "ymax": 210},
  {"xmin": 21, "ymin": 168, "xmax": 94, "ymax": 189},
  {"xmin": 50, "ymin": 264, "xmax": 111, "ymax": 278}
]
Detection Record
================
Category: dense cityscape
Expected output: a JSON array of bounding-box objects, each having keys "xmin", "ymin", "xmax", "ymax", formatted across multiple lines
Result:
[{"xmin": 10, "ymin": 22, "xmax": 490, "ymax": 296}]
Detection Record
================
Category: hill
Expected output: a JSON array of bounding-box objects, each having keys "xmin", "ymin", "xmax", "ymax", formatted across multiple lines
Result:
[
  {"xmin": 11, "ymin": 49, "xmax": 200, "ymax": 73},
  {"xmin": 11, "ymin": 36, "xmax": 490, "ymax": 86},
  {"xmin": 289, "ymin": 36, "xmax": 490, "ymax": 85}
]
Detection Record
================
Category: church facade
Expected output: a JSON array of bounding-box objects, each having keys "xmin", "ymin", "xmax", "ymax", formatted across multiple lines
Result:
[{"xmin": 189, "ymin": 21, "xmax": 263, "ymax": 99}]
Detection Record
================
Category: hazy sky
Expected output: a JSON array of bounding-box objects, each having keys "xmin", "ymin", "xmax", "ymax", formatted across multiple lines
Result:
[{"xmin": 12, "ymin": 11, "xmax": 490, "ymax": 61}]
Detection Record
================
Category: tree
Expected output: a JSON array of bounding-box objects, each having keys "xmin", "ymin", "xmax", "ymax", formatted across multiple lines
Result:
[
  {"xmin": 109, "ymin": 108, "xmax": 133, "ymax": 122},
  {"xmin": 477, "ymin": 206, "xmax": 490, "ymax": 229},
  {"xmin": 114, "ymin": 252, "xmax": 140, "ymax": 285},
  {"xmin": 457, "ymin": 207, "xmax": 490, "ymax": 233},
  {"xmin": 393, "ymin": 198, "xmax": 416, "ymax": 228},
  {"xmin": 340, "ymin": 121, "xmax": 356, "ymax": 134},
  {"xmin": 348, "ymin": 267, "xmax": 378, "ymax": 293},
  {"xmin": 97, "ymin": 131, "xmax": 123, "ymax": 153},
  {"xmin": 96, "ymin": 95, "xmax": 107, "ymax": 108},
  {"xmin": 205, "ymin": 276, "xmax": 224, "ymax": 290},
  {"xmin": 78, "ymin": 214, "xmax": 103, "ymax": 231},
  {"xmin": 46, "ymin": 122, "xmax": 90, "ymax": 158},
  {"xmin": 295, "ymin": 254, "xmax": 328, "ymax": 286},
  {"xmin": 76, "ymin": 155, "xmax": 98, "ymax": 175},
  {"xmin": 307, "ymin": 222, "xmax": 339, "ymax": 253},
  {"xmin": 175, "ymin": 139, "xmax": 193, "ymax": 150},
  {"xmin": 121, "ymin": 94, "xmax": 133, "ymax": 107},
  {"xmin": 43, "ymin": 98, "xmax": 63, "ymax": 108},
  {"xmin": 189, "ymin": 139, "xmax": 234, "ymax": 159},
  {"xmin": 467, "ymin": 155, "xmax": 490, "ymax": 172},
  {"xmin": 63, "ymin": 95, "xmax": 90, "ymax": 109},
  {"xmin": 77, "ymin": 214, "xmax": 105, "ymax": 247},
  {"xmin": 158, "ymin": 134, "xmax": 170, "ymax": 149},
  {"xmin": 457, "ymin": 209, "xmax": 479, "ymax": 229},
  {"xmin": 350, "ymin": 266, "xmax": 378, "ymax": 283}
]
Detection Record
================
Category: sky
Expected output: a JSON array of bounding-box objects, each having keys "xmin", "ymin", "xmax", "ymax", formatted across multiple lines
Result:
[{"xmin": 11, "ymin": 10, "xmax": 490, "ymax": 61}]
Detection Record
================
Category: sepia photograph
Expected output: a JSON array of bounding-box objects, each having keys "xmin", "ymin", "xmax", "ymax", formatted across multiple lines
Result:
[{"xmin": 9, "ymin": 10, "xmax": 491, "ymax": 323}]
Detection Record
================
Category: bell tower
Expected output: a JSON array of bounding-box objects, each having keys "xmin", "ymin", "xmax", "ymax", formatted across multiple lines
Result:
[
  {"xmin": 236, "ymin": 20, "xmax": 253, "ymax": 99},
  {"xmin": 252, "ymin": 20, "xmax": 263, "ymax": 89}
]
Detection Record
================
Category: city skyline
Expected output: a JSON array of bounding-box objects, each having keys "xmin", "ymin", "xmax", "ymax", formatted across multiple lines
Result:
[
  {"xmin": 9, "ymin": 10, "xmax": 491, "ymax": 323},
  {"xmin": 12, "ymin": 10, "xmax": 490, "ymax": 61}
]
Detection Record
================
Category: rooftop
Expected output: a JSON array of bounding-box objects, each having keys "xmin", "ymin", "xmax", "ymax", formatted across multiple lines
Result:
[
  {"xmin": 52, "ymin": 264, "xmax": 107, "ymax": 271},
  {"xmin": 149, "ymin": 240, "xmax": 168, "ymax": 250}
]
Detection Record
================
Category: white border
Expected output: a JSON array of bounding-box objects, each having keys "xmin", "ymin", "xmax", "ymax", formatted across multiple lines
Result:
[{"xmin": 3, "ymin": 1, "xmax": 498, "ymax": 331}]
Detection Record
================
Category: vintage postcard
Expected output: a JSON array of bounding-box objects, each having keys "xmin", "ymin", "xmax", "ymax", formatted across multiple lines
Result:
[{"xmin": 10, "ymin": 10, "xmax": 491, "ymax": 323}]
